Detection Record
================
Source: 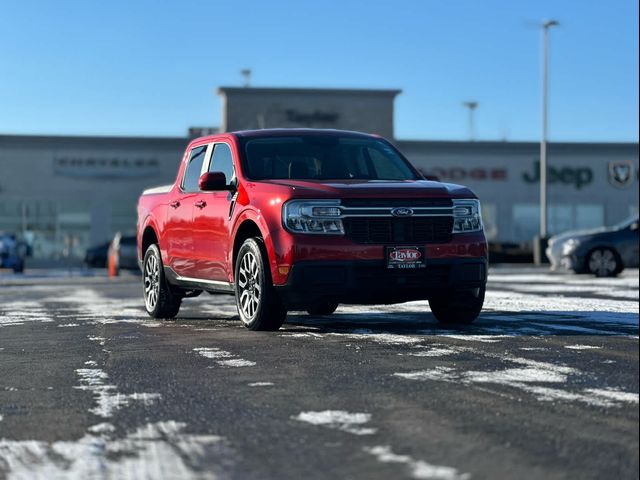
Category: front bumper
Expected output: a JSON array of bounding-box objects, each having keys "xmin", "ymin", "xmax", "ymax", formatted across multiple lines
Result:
[{"xmin": 275, "ymin": 257, "xmax": 487, "ymax": 309}]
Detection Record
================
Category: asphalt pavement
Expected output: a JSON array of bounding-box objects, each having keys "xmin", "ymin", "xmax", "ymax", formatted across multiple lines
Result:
[{"xmin": 0, "ymin": 267, "xmax": 638, "ymax": 480}]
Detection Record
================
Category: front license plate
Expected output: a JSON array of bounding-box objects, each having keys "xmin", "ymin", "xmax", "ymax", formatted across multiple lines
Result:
[{"xmin": 385, "ymin": 246, "xmax": 426, "ymax": 269}]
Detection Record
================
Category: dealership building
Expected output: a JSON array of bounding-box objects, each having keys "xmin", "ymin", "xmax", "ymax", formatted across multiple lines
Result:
[{"xmin": 0, "ymin": 86, "xmax": 637, "ymax": 261}]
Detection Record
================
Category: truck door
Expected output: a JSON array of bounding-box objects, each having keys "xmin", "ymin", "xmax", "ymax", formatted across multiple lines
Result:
[
  {"xmin": 191, "ymin": 142, "xmax": 236, "ymax": 282},
  {"xmin": 165, "ymin": 144, "xmax": 209, "ymax": 277}
]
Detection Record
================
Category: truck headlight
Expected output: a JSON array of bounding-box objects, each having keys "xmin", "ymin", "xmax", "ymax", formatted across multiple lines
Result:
[
  {"xmin": 452, "ymin": 199, "xmax": 483, "ymax": 233},
  {"xmin": 282, "ymin": 200, "xmax": 344, "ymax": 234}
]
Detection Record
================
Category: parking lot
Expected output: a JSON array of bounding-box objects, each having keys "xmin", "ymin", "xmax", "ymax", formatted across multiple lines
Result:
[{"xmin": 0, "ymin": 267, "xmax": 638, "ymax": 479}]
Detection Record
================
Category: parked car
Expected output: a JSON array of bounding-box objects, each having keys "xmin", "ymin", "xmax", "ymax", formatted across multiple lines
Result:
[
  {"xmin": 137, "ymin": 129, "xmax": 488, "ymax": 330},
  {"xmin": 0, "ymin": 234, "xmax": 26, "ymax": 273},
  {"xmin": 546, "ymin": 216, "xmax": 639, "ymax": 277},
  {"xmin": 107, "ymin": 233, "xmax": 139, "ymax": 274},
  {"xmin": 84, "ymin": 241, "xmax": 111, "ymax": 268}
]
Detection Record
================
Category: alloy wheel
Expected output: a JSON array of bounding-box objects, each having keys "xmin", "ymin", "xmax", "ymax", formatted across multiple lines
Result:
[
  {"xmin": 144, "ymin": 253, "xmax": 160, "ymax": 311},
  {"xmin": 588, "ymin": 249, "xmax": 617, "ymax": 277},
  {"xmin": 237, "ymin": 251, "xmax": 261, "ymax": 320}
]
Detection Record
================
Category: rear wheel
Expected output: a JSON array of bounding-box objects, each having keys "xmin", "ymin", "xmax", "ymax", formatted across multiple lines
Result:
[
  {"xmin": 235, "ymin": 238, "xmax": 287, "ymax": 331},
  {"xmin": 143, "ymin": 244, "xmax": 181, "ymax": 318},
  {"xmin": 429, "ymin": 287, "xmax": 485, "ymax": 324},
  {"xmin": 587, "ymin": 248, "xmax": 621, "ymax": 277},
  {"xmin": 307, "ymin": 300, "xmax": 339, "ymax": 316}
]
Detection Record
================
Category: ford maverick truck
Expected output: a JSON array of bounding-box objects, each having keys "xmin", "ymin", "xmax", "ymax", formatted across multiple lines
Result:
[{"xmin": 137, "ymin": 129, "xmax": 488, "ymax": 330}]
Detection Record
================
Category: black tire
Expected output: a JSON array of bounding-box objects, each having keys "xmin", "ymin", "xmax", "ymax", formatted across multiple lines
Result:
[
  {"xmin": 235, "ymin": 238, "xmax": 287, "ymax": 331},
  {"xmin": 307, "ymin": 300, "xmax": 339, "ymax": 316},
  {"xmin": 429, "ymin": 287, "xmax": 485, "ymax": 324},
  {"xmin": 142, "ymin": 244, "xmax": 181, "ymax": 319},
  {"xmin": 586, "ymin": 248, "xmax": 621, "ymax": 277}
]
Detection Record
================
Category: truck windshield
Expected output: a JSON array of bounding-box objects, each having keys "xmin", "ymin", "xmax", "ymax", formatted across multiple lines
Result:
[{"xmin": 242, "ymin": 136, "xmax": 419, "ymax": 181}]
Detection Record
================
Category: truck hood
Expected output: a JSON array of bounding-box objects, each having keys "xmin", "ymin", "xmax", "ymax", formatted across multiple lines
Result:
[{"xmin": 262, "ymin": 179, "xmax": 476, "ymax": 198}]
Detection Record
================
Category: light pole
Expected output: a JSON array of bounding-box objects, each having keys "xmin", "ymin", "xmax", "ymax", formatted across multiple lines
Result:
[
  {"xmin": 540, "ymin": 20, "xmax": 559, "ymax": 239},
  {"xmin": 241, "ymin": 69, "xmax": 252, "ymax": 87},
  {"xmin": 462, "ymin": 101, "xmax": 478, "ymax": 141}
]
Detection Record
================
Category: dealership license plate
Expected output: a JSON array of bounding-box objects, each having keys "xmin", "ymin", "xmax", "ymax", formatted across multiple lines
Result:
[{"xmin": 385, "ymin": 246, "xmax": 426, "ymax": 269}]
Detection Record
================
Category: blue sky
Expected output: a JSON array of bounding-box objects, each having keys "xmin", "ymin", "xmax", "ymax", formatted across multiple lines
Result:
[{"xmin": 0, "ymin": 0, "xmax": 637, "ymax": 141}]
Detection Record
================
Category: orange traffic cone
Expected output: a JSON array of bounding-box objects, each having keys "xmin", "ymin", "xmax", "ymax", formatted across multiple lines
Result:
[{"xmin": 108, "ymin": 251, "xmax": 118, "ymax": 277}]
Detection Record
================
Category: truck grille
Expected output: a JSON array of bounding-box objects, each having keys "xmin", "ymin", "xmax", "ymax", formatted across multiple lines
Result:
[
  {"xmin": 341, "ymin": 198, "xmax": 453, "ymax": 208},
  {"xmin": 343, "ymin": 216, "xmax": 454, "ymax": 244}
]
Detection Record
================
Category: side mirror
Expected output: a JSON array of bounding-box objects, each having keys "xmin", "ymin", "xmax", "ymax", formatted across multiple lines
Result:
[{"xmin": 199, "ymin": 172, "xmax": 230, "ymax": 191}]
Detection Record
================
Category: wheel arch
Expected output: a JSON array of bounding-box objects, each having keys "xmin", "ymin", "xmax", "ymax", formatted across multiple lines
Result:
[
  {"xmin": 141, "ymin": 224, "xmax": 159, "ymax": 260},
  {"xmin": 232, "ymin": 219, "xmax": 264, "ymax": 276}
]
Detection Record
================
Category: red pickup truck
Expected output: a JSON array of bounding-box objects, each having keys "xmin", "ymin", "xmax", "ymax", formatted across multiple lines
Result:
[{"xmin": 137, "ymin": 129, "xmax": 487, "ymax": 330}]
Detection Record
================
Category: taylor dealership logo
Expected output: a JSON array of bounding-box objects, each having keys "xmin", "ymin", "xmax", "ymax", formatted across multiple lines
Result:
[
  {"xmin": 391, "ymin": 207, "xmax": 414, "ymax": 217},
  {"xmin": 608, "ymin": 160, "xmax": 635, "ymax": 188}
]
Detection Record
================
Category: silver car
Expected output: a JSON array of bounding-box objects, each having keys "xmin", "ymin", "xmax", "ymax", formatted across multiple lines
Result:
[{"xmin": 546, "ymin": 216, "xmax": 639, "ymax": 277}]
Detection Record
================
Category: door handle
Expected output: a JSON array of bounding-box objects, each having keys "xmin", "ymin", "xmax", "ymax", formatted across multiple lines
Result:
[
  {"xmin": 170, "ymin": 200, "xmax": 181, "ymax": 209},
  {"xmin": 195, "ymin": 200, "xmax": 207, "ymax": 209}
]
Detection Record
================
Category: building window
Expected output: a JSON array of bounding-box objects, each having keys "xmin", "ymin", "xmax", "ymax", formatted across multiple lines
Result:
[
  {"xmin": 512, "ymin": 204, "xmax": 605, "ymax": 243},
  {"xmin": 481, "ymin": 203, "xmax": 498, "ymax": 241}
]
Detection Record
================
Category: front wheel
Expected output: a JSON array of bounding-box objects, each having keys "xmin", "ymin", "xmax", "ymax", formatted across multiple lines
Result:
[
  {"xmin": 429, "ymin": 287, "xmax": 485, "ymax": 324},
  {"xmin": 143, "ymin": 244, "xmax": 181, "ymax": 318},
  {"xmin": 587, "ymin": 248, "xmax": 621, "ymax": 277},
  {"xmin": 235, "ymin": 238, "xmax": 287, "ymax": 331}
]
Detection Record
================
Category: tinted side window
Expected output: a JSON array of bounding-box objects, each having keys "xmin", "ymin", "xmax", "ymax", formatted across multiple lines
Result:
[
  {"xmin": 209, "ymin": 143, "xmax": 235, "ymax": 185},
  {"xmin": 182, "ymin": 146, "xmax": 207, "ymax": 192}
]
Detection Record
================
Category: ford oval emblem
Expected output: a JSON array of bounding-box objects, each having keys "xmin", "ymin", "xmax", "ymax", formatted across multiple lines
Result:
[{"xmin": 391, "ymin": 207, "xmax": 414, "ymax": 217}]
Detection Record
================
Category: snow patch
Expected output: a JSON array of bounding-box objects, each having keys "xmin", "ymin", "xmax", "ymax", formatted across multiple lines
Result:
[
  {"xmin": 193, "ymin": 347, "xmax": 256, "ymax": 368},
  {"xmin": 564, "ymin": 345, "xmax": 602, "ymax": 350},
  {"xmin": 248, "ymin": 382, "xmax": 274, "ymax": 387},
  {"xmin": 88, "ymin": 422, "xmax": 115, "ymax": 434},
  {"xmin": 394, "ymin": 367, "xmax": 458, "ymax": 382},
  {"xmin": 393, "ymin": 355, "xmax": 636, "ymax": 408},
  {"xmin": 583, "ymin": 388, "xmax": 639, "ymax": 404},
  {"xmin": 0, "ymin": 300, "xmax": 53, "ymax": 327},
  {"xmin": 57, "ymin": 323, "xmax": 79, "ymax": 328},
  {"xmin": 74, "ymin": 368, "xmax": 161, "ymax": 418},
  {"xmin": 215, "ymin": 359, "xmax": 256, "ymax": 367},
  {"xmin": 404, "ymin": 346, "xmax": 465, "ymax": 357},
  {"xmin": 294, "ymin": 410, "xmax": 377, "ymax": 435},
  {"xmin": 364, "ymin": 445, "xmax": 470, "ymax": 480},
  {"xmin": 0, "ymin": 421, "xmax": 227, "ymax": 480},
  {"xmin": 440, "ymin": 335, "xmax": 509, "ymax": 343}
]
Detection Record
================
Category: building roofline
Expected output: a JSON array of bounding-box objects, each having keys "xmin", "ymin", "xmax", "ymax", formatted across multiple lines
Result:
[
  {"xmin": 217, "ymin": 86, "xmax": 402, "ymax": 96},
  {"xmin": 0, "ymin": 133, "xmax": 187, "ymax": 142},
  {"xmin": 0, "ymin": 133, "xmax": 636, "ymax": 150},
  {"xmin": 395, "ymin": 139, "xmax": 639, "ymax": 150}
]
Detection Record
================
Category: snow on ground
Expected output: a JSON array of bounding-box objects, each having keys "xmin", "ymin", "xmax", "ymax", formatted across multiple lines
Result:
[
  {"xmin": 0, "ymin": 421, "xmax": 227, "ymax": 480},
  {"xmin": 364, "ymin": 445, "xmax": 471, "ymax": 480},
  {"xmin": 294, "ymin": 410, "xmax": 377, "ymax": 435}
]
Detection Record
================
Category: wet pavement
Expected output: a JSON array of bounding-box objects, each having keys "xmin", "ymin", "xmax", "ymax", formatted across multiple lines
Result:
[{"xmin": 0, "ymin": 268, "xmax": 638, "ymax": 479}]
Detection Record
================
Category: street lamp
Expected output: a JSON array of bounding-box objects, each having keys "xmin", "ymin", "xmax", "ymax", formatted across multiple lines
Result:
[
  {"xmin": 462, "ymin": 101, "xmax": 478, "ymax": 141},
  {"xmin": 539, "ymin": 20, "xmax": 559, "ymax": 240}
]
